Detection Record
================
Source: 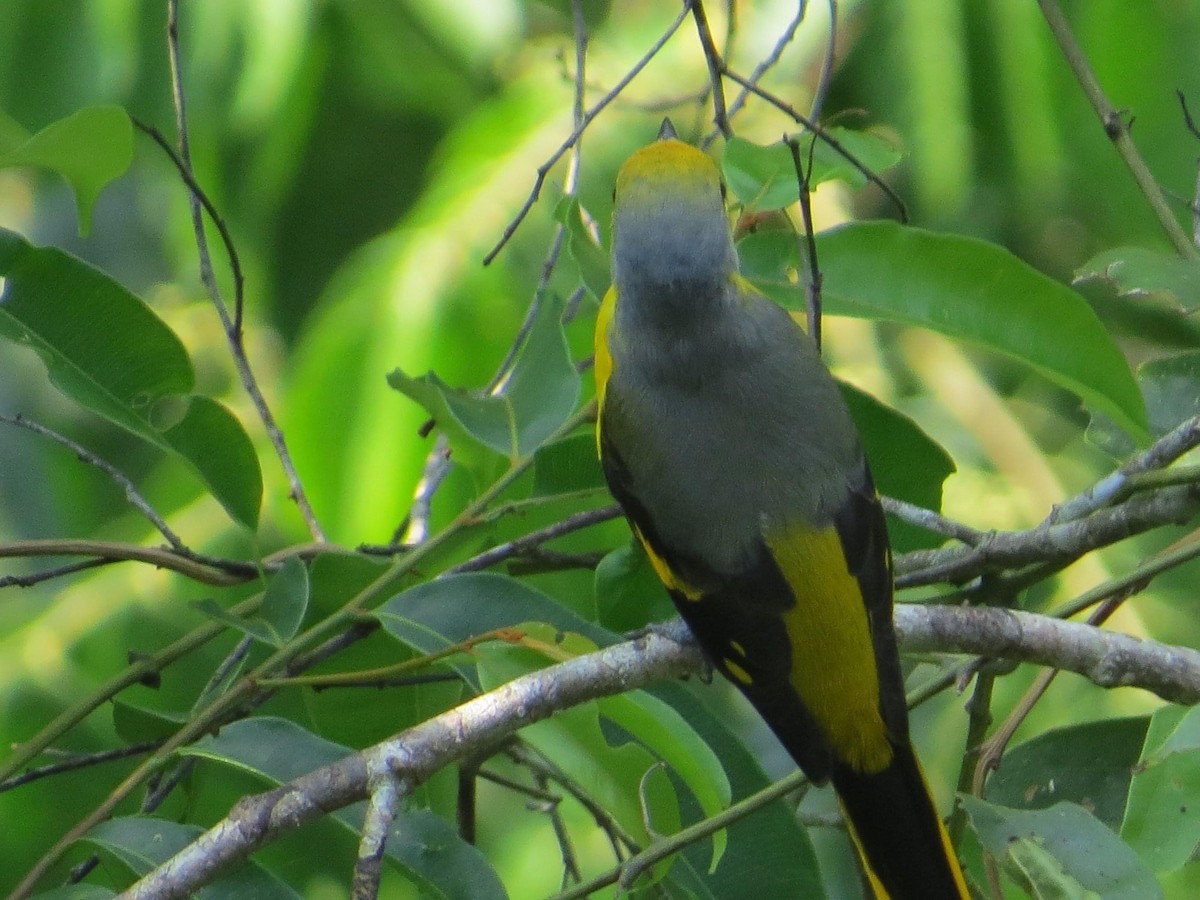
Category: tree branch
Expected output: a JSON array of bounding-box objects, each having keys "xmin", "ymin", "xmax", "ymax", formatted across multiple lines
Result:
[{"xmin": 119, "ymin": 606, "xmax": 1200, "ymax": 898}]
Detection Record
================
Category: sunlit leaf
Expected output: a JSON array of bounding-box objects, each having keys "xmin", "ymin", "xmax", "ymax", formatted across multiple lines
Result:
[
  {"xmin": 741, "ymin": 222, "xmax": 1149, "ymax": 442},
  {"xmin": 389, "ymin": 294, "xmax": 578, "ymax": 466},
  {"xmin": 0, "ymin": 228, "xmax": 262, "ymax": 527},
  {"xmin": 723, "ymin": 130, "xmax": 902, "ymax": 212},
  {"xmin": 0, "ymin": 105, "xmax": 132, "ymax": 234}
]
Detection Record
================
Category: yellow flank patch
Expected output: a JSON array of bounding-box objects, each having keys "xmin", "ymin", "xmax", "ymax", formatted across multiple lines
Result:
[
  {"xmin": 633, "ymin": 526, "xmax": 702, "ymax": 601},
  {"xmin": 593, "ymin": 287, "xmax": 617, "ymax": 441},
  {"xmin": 765, "ymin": 524, "xmax": 893, "ymax": 774},
  {"xmin": 724, "ymin": 658, "xmax": 753, "ymax": 685}
]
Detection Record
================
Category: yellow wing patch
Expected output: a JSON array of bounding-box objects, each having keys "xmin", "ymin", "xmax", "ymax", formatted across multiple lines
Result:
[
  {"xmin": 593, "ymin": 286, "xmax": 617, "ymax": 440},
  {"xmin": 765, "ymin": 524, "xmax": 894, "ymax": 775}
]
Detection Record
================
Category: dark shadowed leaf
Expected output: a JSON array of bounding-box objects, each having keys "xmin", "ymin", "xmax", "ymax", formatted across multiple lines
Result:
[{"xmin": 1075, "ymin": 246, "xmax": 1200, "ymax": 312}]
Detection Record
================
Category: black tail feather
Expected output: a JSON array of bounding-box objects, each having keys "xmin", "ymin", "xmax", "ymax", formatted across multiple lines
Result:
[{"xmin": 832, "ymin": 741, "xmax": 967, "ymax": 899}]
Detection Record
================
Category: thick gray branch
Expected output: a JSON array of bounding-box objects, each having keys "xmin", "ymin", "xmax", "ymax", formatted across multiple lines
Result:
[{"xmin": 121, "ymin": 609, "xmax": 1200, "ymax": 899}]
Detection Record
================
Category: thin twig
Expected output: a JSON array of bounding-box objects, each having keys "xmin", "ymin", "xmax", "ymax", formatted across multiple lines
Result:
[
  {"xmin": 1037, "ymin": 0, "xmax": 1198, "ymax": 259},
  {"xmin": 0, "ymin": 557, "xmax": 115, "ymax": 588},
  {"xmin": 0, "ymin": 539, "xmax": 257, "ymax": 586},
  {"xmin": 158, "ymin": 0, "xmax": 327, "ymax": 542},
  {"xmin": 881, "ymin": 496, "xmax": 986, "ymax": 546},
  {"xmin": 715, "ymin": 1, "xmax": 807, "ymax": 144},
  {"xmin": 449, "ymin": 505, "xmax": 621, "ymax": 574},
  {"xmin": 808, "ymin": 0, "xmax": 837, "ymax": 124},
  {"xmin": 786, "ymin": 134, "xmax": 823, "ymax": 348},
  {"xmin": 690, "ymin": 0, "xmax": 732, "ymax": 137},
  {"xmin": 721, "ymin": 67, "xmax": 908, "ymax": 220},
  {"xmin": 0, "ymin": 741, "xmax": 161, "ymax": 793},
  {"xmin": 1, "ymin": 413, "xmax": 185, "ymax": 549},
  {"xmin": 483, "ymin": 3, "xmax": 692, "ymax": 264}
]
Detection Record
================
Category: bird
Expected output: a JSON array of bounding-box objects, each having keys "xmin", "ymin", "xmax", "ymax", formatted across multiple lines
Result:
[{"xmin": 593, "ymin": 119, "xmax": 970, "ymax": 899}]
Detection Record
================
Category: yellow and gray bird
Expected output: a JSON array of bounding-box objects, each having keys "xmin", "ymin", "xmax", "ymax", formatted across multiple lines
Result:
[{"xmin": 594, "ymin": 120, "xmax": 969, "ymax": 899}]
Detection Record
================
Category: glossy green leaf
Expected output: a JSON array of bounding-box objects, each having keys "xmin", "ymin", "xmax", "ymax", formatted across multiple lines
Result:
[
  {"xmin": 723, "ymin": 130, "xmax": 902, "ymax": 211},
  {"xmin": 83, "ymin": 817, "xmax": 300, "ymax": 899},
  {"xmin": 840, "ymin": 383, "xmax": 956, "ymax": 552},
  {"xmin": 191, "ymin": 598, "xmax": 278, "ymax": 646},
  {"xmin": 260, "ymin": 557, "xmax": 310, "ymax": 643},
  {"xmin": 183, "ymin": 718, "xmax": 507, "ymax": 900},
  {"xmin": 0, "ymin": 228, "xmax": 262, "ymax": 527},
  {"xmin": 1121, "ymin": 705, "xmax": 1200, "ymax": 872},
  {"xmin": 157, "ymin": 395, "xmax": 262, "ymax": 529},
  {"xmin": 961, "ymin": 797, "xmax": 1161, "ymax": 900},
  {"xmin": 1075, "ymin": 246, "xmax": 1200, "ymax": 313},
  {"xmin": 739, "ymin": 222, "xmax": 1148, "ymax": 441},
  {"xmin": 1087, "ymin": 351, "xmax": 1200, "ymax": 457},
  {"xmin": 111, "ymin": 700, "xmax": 187, "ymax": 744},
  {"xmin": 723, "ymin": 138, "xmax": 804, "ymax": 212},
  {"xmin": 555, "ymin": 196, "xmax": 610, "ymax": 302},
  {"xmin": 475, "ymin": 635, "xmax": 682, "ymax": 871},
  {"xmin": 376, "ymin": 572, "xmax": 615, "ymax": 689},
  {"xmin": 986, "ymin": 716, "xmax": 1149, "ymax": 830},
  {"xmin": 531, "ymin": 432, "xmax": 605, "ymax": 496},
  {"xmin": 388, "ymin": 294, "xmax": 578, "ymax": 464},
  {"xmin": 598, "ymin": 687, "xmax": 731, "ymax": 870},
  {"xmin": 593, "ymin": 539, "xmax": 674, "ymax": 633},
  {"xmin": 32, "ymin": 886, "xmax": 116, "ymax": 900},
  {"xmin": 0, "ymin": 105, "xmax": 132, "ymax": 234}
]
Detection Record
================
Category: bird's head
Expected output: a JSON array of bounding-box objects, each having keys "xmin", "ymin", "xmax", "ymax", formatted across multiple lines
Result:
[{"xmin": 611, "ymin": 119, "xmax": 737, "ymax": 312}]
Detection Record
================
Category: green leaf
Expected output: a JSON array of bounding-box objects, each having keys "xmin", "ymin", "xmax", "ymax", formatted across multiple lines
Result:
[
  {"xmin": 840, "ymin": 383, "xmax": 956, "ymax": 553},
  {"xmin": 748, "ymin": 221, "xmax": 1148, "ymax": 441},
  {"xmin": 1075, "ymin": 246, "xmax": 1200, "ymax": 313},
  {"xmin": 594, "ymin": 539, "xmax": 675, "ymax": 633},
  {"xmin": 260, "ymin": 557, "xmax": 310, "ymax": 643},
  {"xmin": 961, "ymin": 796, "xmax": 1161, "ymax": 900},
  {"xmin": 158, "ymin": 395, "xmax": 262, "ymax": 529},
  {"xmin": 112, "ymin": 700, "xmax": 188, "ymax": 744},
  {"xmin": 475, "ymin": 636, "xmax": 682, "ymax": 868},
  {"xmin": 555, "ymin": 196, "xmax": 610, "ymax": 302},
  {"xmin": 986, "ymin": 716, "xmax": 1150, "ymax": 830},
  {"xmin": 83, "ymin": 817, "xmax": 301, "ymax": 899},
  {"xmin": 388, "ymin": 294, "xmax": 578, "ymax": 464},
  {"xmin": 1120, "ymin": 705, "xmax": 1200, "ymax": 872},
  {"xmin": 723, "ymin": 130, "xmax": 902, "ymax": 212},
  {"xmin": 31, "ymin": 887, "xmax": 116, "ymax": 900},
  {"xmin": 598, "ymin": 688, "xmax": 732, "ymax": 870},
  {"xmin": 1087, "ymin": 351, "xmax": 1200, "ymax": 457},
  {"xmin": 532, "ymin": 432, "xmax": 606, "ymax": 496},
  {"xmin": 723, "ymin": 138, "xmax": 804, "ymax": 212},
  {"xmin": 191, "ymin": 598, "xmax": 278, "ymax": 646},
  {"xmin": 0, "ymin": 228, "xmax": 262, "ymax": 527},
  {"xmin": 377, "ymin": 572, "xmax": 614, "ymax": 689},
  {"xmin": 183, "ymin": 718, "xmax": 507, "ymax": 900},
  {"xmin": 0, "ymin": 105, "xmax": 132, "ymax": 235}
]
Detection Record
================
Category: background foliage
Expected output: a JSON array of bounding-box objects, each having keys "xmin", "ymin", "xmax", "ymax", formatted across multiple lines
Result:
[{"xmin": 2, "ymin": 1, "xmax": 1200, "ymax": 898}]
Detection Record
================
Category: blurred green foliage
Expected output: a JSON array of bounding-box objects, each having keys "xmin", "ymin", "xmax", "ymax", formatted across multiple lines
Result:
[{"xmin": 2, "ymin": 1, "xmax": 1200, "ymax": 898}]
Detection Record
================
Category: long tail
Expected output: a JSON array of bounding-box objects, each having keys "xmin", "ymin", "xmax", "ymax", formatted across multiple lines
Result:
[{"xmin": 832, "ymin": 741, "xmax": 969, "ymax": 900}]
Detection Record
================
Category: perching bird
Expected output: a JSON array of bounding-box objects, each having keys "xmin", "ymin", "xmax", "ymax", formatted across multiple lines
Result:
[{"xmin": 594, "ymin": 120, "xmax": 969, "ymax": 899}]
